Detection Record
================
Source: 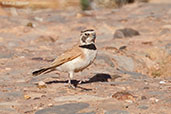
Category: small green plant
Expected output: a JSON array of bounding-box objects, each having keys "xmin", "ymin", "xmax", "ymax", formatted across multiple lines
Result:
[{"xmin": 80, "ymin": 0, "xmax": 91, "ymax": 10}]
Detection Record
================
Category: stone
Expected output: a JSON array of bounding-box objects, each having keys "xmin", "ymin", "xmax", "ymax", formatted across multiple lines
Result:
[
  {"xmin": 46, "ymin": 14, "xmax": 67, "ymax": 23},
  {"xmin": 160, "ymin": 28, "xmax": 170, "ymax": 35},
  {"xmin": 141, "ymin": 96, "xmax": 147, "ymax": 100},
  {"xmin": 0, "ymin": 107, "xmax": 18, "ymax": 114},
  {"xmin": 148, "ymin": 91, "xmax": 164, "ymax": 96},
  {"xmin": 34, "ymin": 35, "xmax": 56, "ymax": 44},
  {"xmin": 117, "ymin": 68, "xmax": 147, "ymax": 79},
  {"xmin": 0, "ymin": 91, "xmax": 23, "ymax": 101},
  {"xmin": 159, "ymin": 81, "xmax": 166, "ymax": 84},
  {"xmin": 112, "ymin": 91, "xmax": 135, "ymax": 101},
  {"xmin": 149, "ymin": 97, "xmax": 159, "ymax": 103},
  {"xmin": 24, "ymin": 95, "xmax": 31, "ymax": 100},
  {"xmin": 10, "ymin": 8, "xmax": 18, "ymax": 16},
  {"xmin": 105, "ymin": 110, "xmax": 130, "ymax": 114},
  {"xmin": 34, "ymin": 17, "xmax": 43, "ymax": 22},
  {"xmin": 165, "ymin": 43, "xmax": 171, "ymax": 55},
  {"xmin": 79, "ymin": 112, "xmax": 96, "ymax": 114},
  {"xmin": 35, "ymin": 103, "xmax": 89, "ymax": 114},
  {"xmin": 163, "ymin": 98, "xmax": 171, "ymax": 104},
  {"xmin": 0, "ymin": 46, "xmax": 13, "ymax": 58},
  {"xmin": 113, "ymin": 28, "xmax": 140, "ymax": 39},
  {"xmin": 54, "ymin": 95, "xmax": 108, "ymax": 102},
  {"xmin": 96, "ymin": 52, "xmax": 115, "ymax": 67},
  {"xmin": 27, "ymin": 22, "xmax": 36, "ymax": 28},
  {"xmin": 103, "ymin": 81, "xmax": 132, "ymax": 86},
  {"xmin": 0, "ymin": 102, "xmax": 20, "ymax": 106},
  {"xmin": 0, "ymin": 53, "xmax": 13, "ymax": 58},
  {"xmin": 37, "ymin": 81, "xmax": 47, "ymax": 88},
  {"xmin": 0, "ymin": 101, "xmax": 19, "ymax": 114},
  {"xmin": 7, "ymin": 91, "xmax": 23, "ymax": 99},
  {"xmin": 113, "ymin": 55, "xmax": 134, "ymax": 72},
  {"xmin": 135, "ymin": 0, "xmax": 149, "ymax": 2},
  {"xmin": 138, "ymin": 105, "xmax": 149, "ymax": 110}
]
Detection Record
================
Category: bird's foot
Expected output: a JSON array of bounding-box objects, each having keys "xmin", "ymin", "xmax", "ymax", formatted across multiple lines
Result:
[
  {"xmin": 68, "ymin": 83, "xmax": 76, "ymax": 89},
  {"xmin": 78, "ymin": 80, "xmax": 82, "ymax": 84}
]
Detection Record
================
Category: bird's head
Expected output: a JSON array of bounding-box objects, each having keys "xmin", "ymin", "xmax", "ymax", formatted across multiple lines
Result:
[{"xmin": 80, "ymin": 29, "xmax": 96, "ymax": 45}]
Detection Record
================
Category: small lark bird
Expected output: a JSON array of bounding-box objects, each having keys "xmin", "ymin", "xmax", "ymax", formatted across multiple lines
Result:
[{"xmin": 32, "ymin": 29, "xmax": 97, "ymax": 88}]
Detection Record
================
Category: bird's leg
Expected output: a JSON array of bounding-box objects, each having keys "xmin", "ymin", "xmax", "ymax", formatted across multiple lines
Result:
[
  {"xmin": 78, "ymin": 72, "xmax": 86, "ymax": 84},
  {"xmin": 68, "ymin": 72, "xmax": 75, "ymax": 89},
  {"xmin": 78, "ymin": 80, "xmax": 83, "ymax": 84}
]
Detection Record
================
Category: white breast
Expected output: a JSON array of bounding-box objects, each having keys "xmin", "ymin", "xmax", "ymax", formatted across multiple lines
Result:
[{"xmin": 56, "ymin": 49, "xmax": 97, "ymax": 73}]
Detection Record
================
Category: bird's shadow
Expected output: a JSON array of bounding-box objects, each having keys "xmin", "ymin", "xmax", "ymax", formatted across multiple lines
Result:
[{"xmin": 45, "ymin": 73, "xmax": 115, "ymax": 90}]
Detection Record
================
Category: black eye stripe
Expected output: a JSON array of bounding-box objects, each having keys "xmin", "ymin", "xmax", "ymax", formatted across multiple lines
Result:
[{"xmin": 81, "ymin": 36, "xmax": 87, "ymax": 42}]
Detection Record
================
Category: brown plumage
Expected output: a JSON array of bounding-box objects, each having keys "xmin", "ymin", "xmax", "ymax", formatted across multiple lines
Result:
[{"xmin": 32, "ymin": 29, "xmax": 97, "ymax": 88}]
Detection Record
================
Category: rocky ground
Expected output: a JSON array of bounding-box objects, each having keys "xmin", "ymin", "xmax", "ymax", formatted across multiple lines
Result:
[{"xmin": 0, "ymin": 1, "xmax": 171, "ymax": 114}]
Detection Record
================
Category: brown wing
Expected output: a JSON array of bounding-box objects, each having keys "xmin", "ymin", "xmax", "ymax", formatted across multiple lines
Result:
[{"xmin": 50, "ymin": 44, "xmax": 83, "ymax": 68}]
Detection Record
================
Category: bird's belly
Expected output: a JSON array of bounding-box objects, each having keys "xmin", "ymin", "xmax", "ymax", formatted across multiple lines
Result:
[{"xmin": 56, "ymin": 50, "xmax": 97, "ymax": 72}]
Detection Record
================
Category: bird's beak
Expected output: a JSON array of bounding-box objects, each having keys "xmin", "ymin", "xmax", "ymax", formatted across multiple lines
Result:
[{"xmin": 92, "ymin": 34, "xmax": 96, "ymax": 42}]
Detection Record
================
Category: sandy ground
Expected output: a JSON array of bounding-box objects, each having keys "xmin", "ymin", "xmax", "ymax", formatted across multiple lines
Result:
[{"xmin": 0, "ymin": 1, "xmax": 171, "ymax": 114}]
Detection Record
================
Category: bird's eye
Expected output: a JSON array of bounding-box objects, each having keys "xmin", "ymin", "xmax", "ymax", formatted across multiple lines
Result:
[{"xmin": 85, "ymin": 33, "xmax": 89, "ymax": 36}]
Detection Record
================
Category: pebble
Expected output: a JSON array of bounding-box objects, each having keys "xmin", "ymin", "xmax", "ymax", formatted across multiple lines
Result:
[
  {"xmin": 112, "ymin": 91, "xmax": 135, "ymax": 101},
  {"xmin": 34, "ymin": 17, "xmax": 44, "ymax": 22},
  {"xmin": 125, "ymin": 100, "xmax": 133, "ymax": 103},
  {"xmin": 159, "ymin": 81, "xmax": 166, "ymax": 84},
  {"xmin": 27, "ymin": 22, "xmax": 36, "ymax": 28},
  {"xmin": 8, "ymin": 42, "xmax": 17, "ymax": 47},
  {"xmin": 5, "ymin": 67, "xmax": 11, "ymax": 71},
  {"xmin": 37, "ymin": 81, "xmax": 47, "ymax": 88},
  {"xmin": 38, "ymin": 81, "xmax": 46, "ymax": 86},
  {"xmin": 138, "ymin": 105, "xmax": 149, "ymax": 110},
  {"xmin": 141, "ymin": 96, "xmax": 147, "ymax": 100},
  {"xmin": 24, "ymin": 95, "xmax": 31, "ymax": 100},
  {"xmin": 48, "ymin": 103, "xmax": 53, "ymax": 107},
  {"xmin": 150, "ymin": 97, "xmax": 159, "ymax": 103}
]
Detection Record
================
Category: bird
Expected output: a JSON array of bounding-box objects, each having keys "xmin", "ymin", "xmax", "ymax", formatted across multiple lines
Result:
[{"xmin": 32, "ymin": 29, "xmax": 97, "ymax": 88}]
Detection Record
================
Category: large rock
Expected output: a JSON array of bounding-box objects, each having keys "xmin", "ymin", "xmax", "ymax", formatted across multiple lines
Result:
[
  {"xmin": 96, "ymin": 51, "xmax": 115, "ymax": 68},
  {"xmin": 113, "ymin": 28, "xmax": 140, "ymax": 39},
  {"xmin": 113, "ymin": 55, "xmax": 134, "ymax": 72},
  {"xmin": 35, "ymin": 103, "xmax": 90, "ymax": 114}
]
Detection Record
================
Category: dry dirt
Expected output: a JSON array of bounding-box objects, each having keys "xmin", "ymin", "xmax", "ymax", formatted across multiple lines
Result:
[{"xmin": 0, "ymin": 1, "xmax": 171, "ymax": 114}]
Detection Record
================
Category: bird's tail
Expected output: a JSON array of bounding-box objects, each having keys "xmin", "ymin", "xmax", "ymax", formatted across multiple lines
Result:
[{"xmin": 32, "ymin": 67, "xmax": 51, "ymax": 76}]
